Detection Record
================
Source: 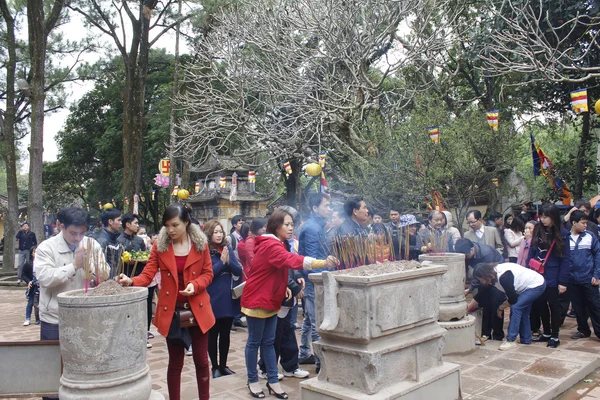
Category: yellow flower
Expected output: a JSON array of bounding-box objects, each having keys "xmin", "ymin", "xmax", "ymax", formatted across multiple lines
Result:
[{"xmin": 122, "ymin": 251, "xmax": 131, "ymax": 263}]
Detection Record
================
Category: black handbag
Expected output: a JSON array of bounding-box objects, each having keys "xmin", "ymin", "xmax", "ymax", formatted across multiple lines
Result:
[{"xmin": 167, "ymin": 310, "xmax": 192, "ymax": 348}]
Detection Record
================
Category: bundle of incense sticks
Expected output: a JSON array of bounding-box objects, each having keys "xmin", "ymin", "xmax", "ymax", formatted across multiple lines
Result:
[{"xmin": 328, "ymin": 228, "xmax": 396, "ymax": 269}]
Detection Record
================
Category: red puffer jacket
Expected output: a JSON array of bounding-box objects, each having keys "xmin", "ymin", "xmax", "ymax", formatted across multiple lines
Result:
[{"xmin": 241, "ymin": 235, "xmax": 307, "ymax": 311}]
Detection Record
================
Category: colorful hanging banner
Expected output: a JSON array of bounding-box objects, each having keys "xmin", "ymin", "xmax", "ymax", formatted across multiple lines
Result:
[
  {"xmin": 98, "ymin": 201, "xmax": 102, "ymax": 210},
  {"xmin": 486, "ymin": 110, "xmax": 499, "ymax": 131},
  {"xmin": 230, "ymin": 186, "xmax": 238, "ymax": 202},
  {"xmin": 492, "ymin": 178, "xmax": 499, "ymax": 187},
  {"xmin": 195, "ymin": 182, "xmax": 200, "ymax": 193},
  {"xmin": 219, "ymin": 176, "xmax": 227, "ymax": 188},
  {"xmin": 428, "ymin": 126, "xmax": 440, "ymax": 144},
  {"xmin": 159, "ymin": 159, "xmax": 171, "ymax": 177},
  {"xmin": 320, "ymin": 171, "xmax": 329, "ymax": 194},
  {"xmin": 171, "ymin": 186, "xmax": 179, "ymax": 196},
  {"xmin": 570, "ymin": 88, "xmax": 588, "ymax": 114},
  {"xmin": 133, "ymin": 194, "xmax": 139, "ymax": 215},
  {"xmin": 151, "ymin": 190, "xmax": 156, "ymax": 201},
  {"xmin": 318, "ymin": 152, "xmax": 327, "ymax": 168},
  {"xmin": 283, "ymin": 161, "xmax": 292, "ymax": 176},
  {"xmin": 248, "ymin": 170, "xmax": 256, "ymax": 183},
  {"xmin": 111, "ymin": 199, "xmax": 116, "ymax": 207}
]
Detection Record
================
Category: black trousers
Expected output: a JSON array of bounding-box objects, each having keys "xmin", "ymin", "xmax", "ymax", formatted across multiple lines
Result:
[
  {"xmin": 208, "ymin": 317, "xmax": 234, "ymax": 370},
  {"xmin": 569, "ymin": 283, "xmax": 600, "ymax": 338},
  {"xmin": 474, "ymin": 286, "xmax": 506, "ymax": 340},
  {"xmin": 147, "ymin": 285, "xmax": 156, "ymax": 331},
  {"xmin": 533, "ymin": 285, "xmax": 562, "ymax": 338},
  {"xmin": 259, "ymin": 311, "xmax": 299, "ymax": 373}
]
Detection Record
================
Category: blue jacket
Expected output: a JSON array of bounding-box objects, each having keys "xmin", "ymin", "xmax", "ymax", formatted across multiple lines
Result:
[
  {"xmin": 298, "ymin": 213, "xmax": 329, "ymax": 274},
  {"xmin": 526, "ymin": 228, "xmax": 571, "ymax": 287},
  {"xmin": 206, "ymin": 245, "xmax": 243, "ymax": 319},
  {"xmin": 569, "ymin": 230, "xmax": 600, "ymax": 284}
]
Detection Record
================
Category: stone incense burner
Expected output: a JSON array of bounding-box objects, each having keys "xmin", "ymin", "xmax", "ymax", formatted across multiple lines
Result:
[
  {"xmin": 57, "ymin": 285, "xmax": 163, "ymax": 400},
  {"xmin": 300, "ymin": 261, "xmax": 461, "ymax": 400}
]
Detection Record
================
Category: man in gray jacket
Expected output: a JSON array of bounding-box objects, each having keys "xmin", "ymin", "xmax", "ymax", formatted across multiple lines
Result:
[{"xmin": 35, "ymin": 207, "xmax": 108, "ymax": 342}]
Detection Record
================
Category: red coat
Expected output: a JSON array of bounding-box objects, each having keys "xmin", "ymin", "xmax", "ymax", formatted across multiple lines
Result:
[
  {"xmin": 241, "ymin": 235, "xmax": 306, "ymax": 311},
  {"xmin": 132, "ymin": 226, "xmax": 215, "ymax": 336}
]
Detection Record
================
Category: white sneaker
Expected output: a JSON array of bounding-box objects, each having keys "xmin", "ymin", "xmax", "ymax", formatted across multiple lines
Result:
[
  {"xmin": 258, "ymin": 370, "xmax": 284, "ymax": 380},
  {"xmin": 146, "ymin": 341, "xmax": 153, "ymax": 349},
  {"xmin": 185, "ymin": 348, "xmax": 193, "ymax": 356},
  {"xmin": 23, "ymin": 319, "xmax": 30, "ymax": 326},
  {"xmin": 499, "ymin": 340, "xmax": 517, "ymax": 351},
  {"xmin": 283, "ymin": 368, "xmax": 309, "ymax": 378}
]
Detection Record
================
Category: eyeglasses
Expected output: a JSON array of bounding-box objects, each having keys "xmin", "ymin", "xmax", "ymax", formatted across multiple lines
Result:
[{"xmin": 466, "ymin": 220, "xmax": 478, "ymax": 225}]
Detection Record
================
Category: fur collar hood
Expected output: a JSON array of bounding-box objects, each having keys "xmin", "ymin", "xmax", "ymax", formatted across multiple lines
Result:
[{"xmin": 156, "ymin": 223, "xmax": 207, "ymax": 253}]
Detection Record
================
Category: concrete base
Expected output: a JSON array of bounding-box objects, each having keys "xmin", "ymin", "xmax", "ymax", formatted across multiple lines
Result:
[
  {"xmin": 439, "ymin": 315, "xmax": 476, "ymax": 355},
  {"xmin": 149, "ymin": 390, "xmax": 165, "ymax": 400},
  {"xmin": 300, "ymin": 362, "xmax": 461, "ymax": 400}
]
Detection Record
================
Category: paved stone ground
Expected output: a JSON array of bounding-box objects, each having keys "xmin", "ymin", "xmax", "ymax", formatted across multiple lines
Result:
[
  {"xmin": 2, "ymin": 285, "xmax": 600, "ymax": 400},
  {"xmin": 0, "ymin": 287, "xmax": 312, "ymax": 400}
]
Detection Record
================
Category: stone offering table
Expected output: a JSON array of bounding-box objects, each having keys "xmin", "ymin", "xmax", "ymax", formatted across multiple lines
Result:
[
  {"xmin": 300, "ymin": 262, "xmax": 461, "ymax": 400},
  {"xmin": 57, "ymin": 286, "xmax": 164, "ymax": 400},
  {"xmin": 420, "ymin": 253, "xmax": 475, "ymax": 355}
]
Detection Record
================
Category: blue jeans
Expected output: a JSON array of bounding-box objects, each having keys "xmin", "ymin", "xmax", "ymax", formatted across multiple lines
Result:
[
  {"xmin": 299, "ymin": 280, "xmax": 321, "ymax": 364},
  {"xmin": 25, "ymin": 291, "xmax": 39, "ymax": 321},
  {"xmin": 507, "ymin": 282, "xmax": 546, "ymax": 343},
  {"xmin": 245, "ymin": 315, "xmax": 279, "ymax": 384}
]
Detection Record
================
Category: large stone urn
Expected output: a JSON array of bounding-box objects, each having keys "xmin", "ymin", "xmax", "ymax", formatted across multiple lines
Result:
[
  {"xmin": 420, "ymin": 253, "xmax": 475, "ymax": 355},
  {"xmin": 57, "ymin": 287, "xmax": 163, "ymax": 400},
  {"xmin": 300, "ymin": 262, "xmax": 461, "ymax": 400}
]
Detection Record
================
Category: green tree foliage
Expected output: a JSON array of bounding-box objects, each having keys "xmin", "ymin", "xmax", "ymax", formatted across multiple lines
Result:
[{"xmin": 42, "ymin": 49, "xmax": 179, "ymax": 230}]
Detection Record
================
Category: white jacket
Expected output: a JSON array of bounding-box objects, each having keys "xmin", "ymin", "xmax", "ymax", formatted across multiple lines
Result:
[
  {"xmin": 504, "ymin": 228, "xmax": 524, "ymax": 259},
  {"xmin": 35, "ymin": 232, "xmax": 108, "ymax": 324}
]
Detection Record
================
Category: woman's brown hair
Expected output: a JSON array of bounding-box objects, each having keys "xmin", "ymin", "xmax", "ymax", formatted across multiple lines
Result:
[
  {"xmin": 203, "ymin": 220, "xmax": 226, "ymax": 249},
  {"xmin": 473, "ymin": 263, "xmax": 498, "ymax": 284},
  {"xmin": 266, "ymin": 209, "xmax": 292, "ymax": 236}
]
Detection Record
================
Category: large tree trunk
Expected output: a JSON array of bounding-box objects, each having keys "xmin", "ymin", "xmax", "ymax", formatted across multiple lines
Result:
[
  {"xmin": 574, "ymin": 112, "xmax": 591, "ymax": 201},
  {"xmin": 122, "ymin": 2, "xmax": 153, "ymax": 205},
  {"xmin": 285, "ymin": 158, "xmax": 302, "ymax": 207},
  {"xmin": 27, "ymin": 0, "xmax": 48, "ymax": 243},
  {"xmin": 169, "ymin": 0, "xmax": 182, "ymax": 202},
  {"xmin": 0, "ymin": 0, "xmax": 20, "ymax": 273}
]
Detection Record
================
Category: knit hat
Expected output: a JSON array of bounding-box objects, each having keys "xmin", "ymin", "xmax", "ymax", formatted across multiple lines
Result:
[{"xmin": 400, "ymin": 214, "xmax": 419, "ymax": 227}]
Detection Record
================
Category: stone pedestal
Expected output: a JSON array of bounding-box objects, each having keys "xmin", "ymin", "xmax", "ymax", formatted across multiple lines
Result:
[
  {"xmin": 300, "ymin": 263, "xmax": 461, "ymax": 400},
  {"xmin": 438, "ymin": 315, "xmax": 476, "ymax": 354},
  {"xmin": 419, "ymin": 253, "xmax": 466, "ymax": 322},
  {"xmin": 420, "ymin": 253, "xmax": 475, "ymax": 355},
  {"xmin": 57, "ymin": 287, "xmax": 164, "ymax": 400}
]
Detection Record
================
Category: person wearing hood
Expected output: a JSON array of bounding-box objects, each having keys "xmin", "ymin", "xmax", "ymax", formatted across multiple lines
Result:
[
  {"xmin": 242, "ymin": 209, "xmax": 338, "ymax": 399},
  {"xmin": 442, "ymin": 211, "xmax": 461, "ymax": 245}
]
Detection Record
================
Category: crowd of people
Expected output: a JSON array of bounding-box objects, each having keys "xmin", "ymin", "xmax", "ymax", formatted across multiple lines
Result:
[{"xmin": 14, "ymin": 194, "xmax": 600, "ymax": 399}]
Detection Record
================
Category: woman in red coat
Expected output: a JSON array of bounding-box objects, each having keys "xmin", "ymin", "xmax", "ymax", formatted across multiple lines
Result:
[
  {"xmin": 242, "ymin": 210, "xmax": 338, "ymax": 399},
  {"xmin": 119, "ymin": 203, "xmax": 215, "ymax": 400}
]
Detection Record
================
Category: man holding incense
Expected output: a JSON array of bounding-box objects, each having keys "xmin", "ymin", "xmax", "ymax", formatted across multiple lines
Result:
[
  {"xmin": 298, "ymin": 193, "xmax": 331, "ymax": 371},
  {"xmin": 35, "ymin": 207, "xmax": 109, "ymax": 340}
]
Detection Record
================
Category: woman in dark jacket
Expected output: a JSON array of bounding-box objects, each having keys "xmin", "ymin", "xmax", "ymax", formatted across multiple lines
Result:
[
  {"xmin": 204, "ymin": 220, "xmax": 243, "ymax": 379},
  {"xmin": 526, "ymin": 204, "xmax": 571, "ymax": 348}
]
